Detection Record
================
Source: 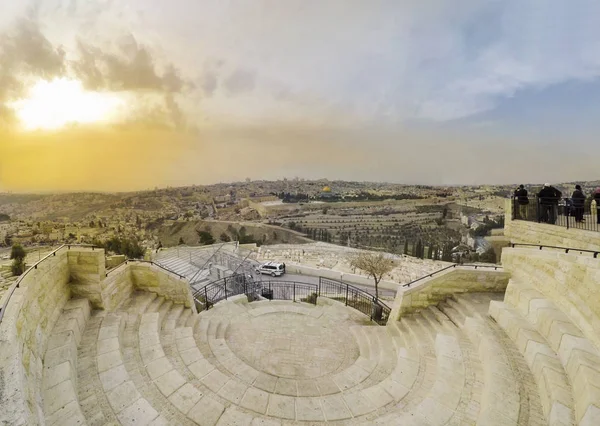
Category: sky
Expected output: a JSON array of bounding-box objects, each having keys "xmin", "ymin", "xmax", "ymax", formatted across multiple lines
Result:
[{"xmin": 0, "ymin": 0, "xmax": 599, "ymax": 192}]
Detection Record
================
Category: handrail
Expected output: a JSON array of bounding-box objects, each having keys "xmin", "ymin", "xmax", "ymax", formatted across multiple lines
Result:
[
  {"xmin": 402, "ymin": 263, "xmax": 502, "ymax": 288},
  {"xmin": 193, "ymin": 273, "xmax": 392, "ymax": 324},
  {"xmin": 318, "ymin": 276, "xmax": 392, "ymax": 310},
  {"xmin": 0, "ymin": 244, "xmax": 101, "ymax": 326},
  {"xmin": 510, "ymin": 243, "xmax": 599, "ymax": 258},
  {"xmin": 231, "ymin": 249, "xmax": 255, "ymax": 276},
  {"xmin": 187, "ymin": 243, "xmax": 229, "ymax": 284},
  {"xmin": 122, "ymin": 259, "xmax": 187, "ymax": 280}
]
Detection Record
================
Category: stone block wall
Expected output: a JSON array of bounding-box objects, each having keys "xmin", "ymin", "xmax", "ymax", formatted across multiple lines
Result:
[
  {"xmin": 101, "ymin": 264, "xmax": 134, "ymax": 311},
  {"xmin": 1, "ymin": 247, "xmax": 72, "ymax": 425},
  {"xmin": 103, "ymin": 262, "xmax": 196, "ymax": 312},
  {"xmin": 130, "ymin": 263, "xmax": 196, "ymax": 311},
  {"xmin": 502, "ymin": 247, "xmax": 600, "ymax": 349},
  {"xmin": 389, "ymin": 267, "xmax": 510, "ymax": 321},
  {"xmin": 68, "ymin": 249, "xmax": 106, "ymax": 308},
  {"xmin": 505, "ymin": 199, "xmax": 600, "ymax": 250}
]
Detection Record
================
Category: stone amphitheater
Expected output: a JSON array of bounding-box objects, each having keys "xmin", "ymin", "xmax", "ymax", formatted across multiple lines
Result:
[{"xmin": 1, "ymin": 203, "xmax": 599, "ymax": 425}]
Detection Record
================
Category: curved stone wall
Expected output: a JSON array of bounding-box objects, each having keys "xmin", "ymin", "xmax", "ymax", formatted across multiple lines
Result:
[
  {"xmin": 0, "ymin": 247, "xmax": 103, "ymax": 425},
  {"xmin": 502, "ymin": 247, "xmax": 600, "ymax": 349}
]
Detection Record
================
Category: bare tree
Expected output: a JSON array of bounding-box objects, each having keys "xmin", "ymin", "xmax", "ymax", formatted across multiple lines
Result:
[{"xmin": 349, "ymin": 252, "xmax": 394, "ymax": 299}]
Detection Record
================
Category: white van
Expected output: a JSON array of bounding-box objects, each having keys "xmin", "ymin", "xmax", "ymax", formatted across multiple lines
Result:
[{"xmin": 255, "ymin": 261, "xmax": 285, "ymax": 277}]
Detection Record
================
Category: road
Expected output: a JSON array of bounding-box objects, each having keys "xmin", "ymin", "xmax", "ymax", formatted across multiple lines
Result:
[{"xmin": 255, "ymin": 272, "xmax": 397, "ymax": 299}]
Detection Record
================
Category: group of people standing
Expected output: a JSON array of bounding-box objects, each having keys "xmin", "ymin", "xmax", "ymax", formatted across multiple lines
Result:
[{"xmin": 513, "ymin": 184, "xmax": 600, "ymax": 225}]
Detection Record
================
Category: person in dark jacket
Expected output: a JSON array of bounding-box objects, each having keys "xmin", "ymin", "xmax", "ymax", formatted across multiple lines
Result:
[
  {"xmin": 538, "ymin": 183, "xmax": 561, "ymax": 223},
  {"xmin": 571, "ymin": 185, "xmax": 586, "ymax": 223},
  {"xmin": 594, "ymin": 187, "xmax": 600, "ymax": 224},
  {"xmin": 513, "ymin": 185, "xmax": 529, "ymax": 219}
]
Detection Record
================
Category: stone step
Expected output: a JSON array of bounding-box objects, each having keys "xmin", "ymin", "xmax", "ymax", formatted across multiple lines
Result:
[
  {"xmin": 42, "ymin": 298, "xmax": 91, "ymax": 426},
  {"xmin": 95, "ymin": 313, "xmax": 165, "ymax": 425},
  {"xmin": 122, "ymin": 290, "xmax": 158, "ymax": 315},
  {"xmin": 138, "ymin": 313, "xmax": 214, "ymax": 422},
  {"xmin": 349, "ymin": 326, "xmax": 372, "ymax": 360},
  {"xmin": 357, "ymin": 333, "xmax": 467, "ymax": 425},
  {"xmin": 177, "ymin": 308, "xmax": 192, "ymax": 328},
  {"xmin": 162, "ymin": 303, "xmax": 185, "ymax": 331},
  {"xmin": 437, "ymin": 300, "xmax": 466, "ymax": 329},
  {"xmin": 146, "ymin": 295, "xmax": 166, "ymax": 314},
  {"xmin": 490, "ymin": 300, "xmax": 575, "ymax": 425},
  {"xmin": 157, "ymin": 299, "xmax": 173, "ymax": 326},
  {"xmin": 504, "ymin": 281, "xmax": 600, "ymax": 425},
  {"xmin": 438, "ymin": 298, "xmax": 468, "ymax": 327},
  {"xmin": 465, "ymin": 316, "xmax": 521, "ymax": 425}
]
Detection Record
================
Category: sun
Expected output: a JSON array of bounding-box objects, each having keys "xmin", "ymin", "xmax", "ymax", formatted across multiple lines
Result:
[{"xmin": 9, "ymin": 78, "xmax": 125, "ymax": 131}]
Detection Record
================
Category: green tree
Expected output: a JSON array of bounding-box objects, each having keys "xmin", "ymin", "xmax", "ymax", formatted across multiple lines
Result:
[
  {"xmin": 197, "ymin": 230, "xmax": 215, "ymax": 245},
  {"xmin": 219, "ymin": 232, "xmax": 231, "ymax": 242},
  {"xmin": 403, "ymin": 240, "xmax": 409, "ymax": 255},
  {"xmin": 10, "ymin": 243, "xmax": 26, "ymax": 276},
  {"xmin": 178, "ymin": 237, "xmax": 185, "ymax": 245},
  {"xmin": 479, "ymin": 248, "xmax": 497, "ymax": 264}
]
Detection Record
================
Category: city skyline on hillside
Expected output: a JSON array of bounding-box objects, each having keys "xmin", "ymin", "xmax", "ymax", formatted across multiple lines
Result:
[{"xmin": 1, "ymin": 1, "xmax": 600, "ymax": 191}]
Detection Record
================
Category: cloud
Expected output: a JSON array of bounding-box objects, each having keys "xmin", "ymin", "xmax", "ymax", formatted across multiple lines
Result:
[
  {"xmin": 223, "ymin": 68, "xmax": 256, "ymax": 95},
  {"xmin": 0, "ymin": 18, "xmax": 65, "ymax": 101},
  {"xmin": 0, "ymin": 17, "xmax": 193, "ymax": 130}
]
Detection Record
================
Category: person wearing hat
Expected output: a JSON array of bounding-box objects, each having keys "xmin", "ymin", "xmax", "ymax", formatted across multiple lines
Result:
[{"xmin": 571, "ymin": 185, "xmax": 586, "ymax": 223}]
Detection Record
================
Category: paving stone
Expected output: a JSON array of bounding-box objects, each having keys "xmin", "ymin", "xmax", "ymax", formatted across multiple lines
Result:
[
  {"xmin": 188, "ymin": 358, "xmax": 215, "ymax": 379},
  {"xmin": 202, "ymin": 369, "xmax": 230, "ymax": 393},
  {"xmin": 240, "ymin": 387, "xmax": 270, "ymax": 414},
  {"xmin": 218, "ymin": 379, "xmax": 249, "ymax": 404},
  {"xmin": 254, "ymin": 372, "xmax": 278, "ymax": 393},
  {"xmin": 295, "ymin": 397, "xmax": 325, "ymax": 422},
  {"xmin": 154, "ymin": 370, "xmax": 186, "ymax": 397},
  {"xmin": 320, "ymin": 394, "xmax": 352, "ymax": 421},
  {"xmin": 188, "ymin": 396, "xmax": 226, "ymax": 425},
  {"xmin": 97, "ymin": 350, "xmax": 123, "ymax": 373},
  {"xmin": 145, "ymin": 357, "xmax": 173, "ymax": 380},
  {"xmin": 117, "ymin": 398, "xmax": 159, "ymax": 426},
  {"xmin": 106, "ymin": 380, "xmax": 142, "ymax": 413},
  {"xmin": 216, "ymin": 407, "xmax": 254, "ymax": 426},
  {"xmin": 168, "ymin": 383, "xmax": 203, "ymax": 414},
  {"xmin": 99, "ymin": 364, "xmax": 128, "ymax": 392},
  {"xmin": 267, "ymin": 394, "xmax": 296, "ymax": 420}
]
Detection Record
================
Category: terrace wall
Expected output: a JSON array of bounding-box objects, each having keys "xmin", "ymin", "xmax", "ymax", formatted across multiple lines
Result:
[
  {"xmin": 0, "ymin": 247, "xmax": 100, "ymax": 425},
  {"xmin": 389, "ymin": 267, "xmax": 509, "ymax": 321},
  {"xmin": 505, "ymin": 199, "xmax": 600, "ymax": 250}
]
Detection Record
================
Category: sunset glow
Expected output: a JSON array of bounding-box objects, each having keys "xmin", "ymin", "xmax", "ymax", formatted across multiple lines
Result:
[{"xmin": 10, "ymin": 78, "xmax": 125, "ymax": 131}]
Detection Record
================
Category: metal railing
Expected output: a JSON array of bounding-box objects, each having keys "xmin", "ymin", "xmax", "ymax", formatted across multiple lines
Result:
[
  {"xmin": 512, "ymin": 195, "xmax": 600, "ymax": 232},
  {"xmin": 402, "ymin": 263, "xmax": 502, "ymax": 288},
  {"xmin": 0, "ymin": 244, "xmax": 101, "ymax": 326},
  {"xmin": 318, "ymin": 277, "xmax": 391, "ymax": 325},
  {"xmin": 192, "ymin": 274, "xmax": 391, "ymax": 325},
  {"xmin": 187, "ymin": 243, "xmax": 229, "ymax": 284},
  {"xmin": 105, "ymin": 259, "xmax": 186, "ymax": 279},
  {"xmin": 510, "ymin": 243, "xmax": 599, "ymax": 258}
]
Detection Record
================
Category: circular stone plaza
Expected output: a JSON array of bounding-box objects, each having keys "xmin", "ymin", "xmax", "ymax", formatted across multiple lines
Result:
[{"xmin": 1, "ymin": 208, "xmax": 600, "ymax": 425}]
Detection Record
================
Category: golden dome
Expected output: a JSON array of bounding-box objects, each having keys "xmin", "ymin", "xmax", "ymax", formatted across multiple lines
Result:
[{"xmin": 322, "ymin": 186, "xmax": 331, "ymax": 192}]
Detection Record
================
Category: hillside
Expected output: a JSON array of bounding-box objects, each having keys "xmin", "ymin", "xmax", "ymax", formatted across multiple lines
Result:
[{"xmin": 156, "ymin": 220, "xmax": 312, "ymax": 247}]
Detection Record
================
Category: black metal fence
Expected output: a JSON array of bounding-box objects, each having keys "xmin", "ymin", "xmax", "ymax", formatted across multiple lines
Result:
[
  {"xmin": 192, "ymin": 274, "xmax": 391, "ymax": 325},
  {"xmin": 318, "ymin": 277, "xmax": 391, "ymax": 325},
  {"xmin": 512, "ymin": 196, "xmax": 600, "ymax": 232}
]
